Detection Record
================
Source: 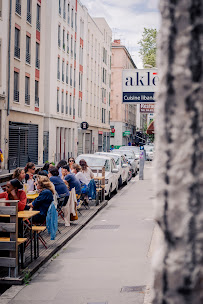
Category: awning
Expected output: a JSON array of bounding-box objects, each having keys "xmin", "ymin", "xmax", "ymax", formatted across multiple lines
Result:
[{"xmin": 146, "ymin": 121, "xmax": 154, "ymax": 134}]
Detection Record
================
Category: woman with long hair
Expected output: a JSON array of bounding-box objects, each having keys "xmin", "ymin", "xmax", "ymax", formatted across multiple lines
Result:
[
  {"xmin": 57, "ymin": 159, "xmax": 67, "ymax": 177},
  {"xmin": 68, "ymin": 157, "xmax": 75, "ymax": 172},
  {"xmin": 28, "ymin": 176, "xmax": 55, "ymax": 223},
  {"xmin": 0, "ymin": 179, "xmax": 26, "ymax": 211},
  {"xmin": 24, "ymin": 162, "xmax": 36, "ymax": 192},
  {"xmin": 13, "ymin": 168, "xmax": 26, "ymax": 183},
  {"xmin": 72, "ymin": 164, "xmax": 88, "ymax": 185},
  {"xmin": 79, "ymin": 159, "xmax": 94, "ymax": 182}
]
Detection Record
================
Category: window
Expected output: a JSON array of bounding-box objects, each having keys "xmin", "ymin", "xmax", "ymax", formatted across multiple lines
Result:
[
  {"xmin": 66, "ymin": 92, "xmax": 68, "ymax": 114},
  {"xmin": 79, "ymin": 72, "xmax": 82, "ymax": 91},
  {"xmin": 15, "ymin": 0, "xmax": 21, "ymax": 16},
  {"xmin": 36, "ymin": 4, "xmax": 40, "ymax": 31},
  {"xmin": 62, "ymin": 60, "xmax": 64, "ymax": 82},
  {"xmin": 25, "ymin": 76, "xmax": 30, "ymax": 105},
  {"xmin": 61, "ymin": 91, "xmax": 64, "ymax": 113},
  {"xmin": 27, "ymin": 0, "xmax": 32, "ymax": 24},
  {"xmin": 78, "ymin": 99, "xmax": 82, "ymax": 118},
  {"xmin": 58, "ymin": 24, "xmax": 61, "ymax": 47},
  {"xmin": 79, "ymin": 46, "xmax": 83, "ymax": 65},
  {"xmin": 73, "ymin": 69, "xmax": 75, "ymax": 88},
  {"xmin": 67, "ymin": 33, "xmax": 69, "ymax": 53},
  {"xmin": 73, "ymin": 96, "xmax": 75, "ymax": 117},
  {"xmin": 36, "ymin": 42, "xmax": 40, "ymax": 69},
  {"xmin": 14, "ymin": 27, "xmax": 20, "ymax": 59},
  {"xmin": 70, "ymin": 65, "xmax": 72, "ymax": 86},
  {"xmin": 71, "ymin": 8, "xmax": 73, "ymax": 28},
  {"xmin": 57, "ymin": 89, "xmax": 59, "ymax": 112},
  {"xmin": 63, "ymin": 29, "xmax": 65, "ymax": 51},
  {"xmin": 71, "ymin": 36, "xmax": 73, "ymax": 57},
  {"xmin": 69, "ymin": 94, "xmax": 72, "ymax": 115},
  {"xmin": 26, "ymin": 36, "xmax": 30, "ymax": 64},
  {"xmin": 14, "ymin": 72, "xmax": 19, "ymax": 101},
  {"xmin": 35, "ymin": 80, "xmax": 39, "ymax": 107},
  {"xmin": 57, "ymin": 57, "xmax": 60, "ymax": 80},
  {"xmin": 59, "ymin": 0, "xmax": 61, "ymax": 15},
  {"xmin": 75, "ymin": 12, "xmax": 77, "ymax": 32},
  {"xmin": 74, "ymin": 40, "xmax": 76, "ymax": 60},
  {"xmin": 66, "ymin": 63, "xmax": 68, "ymax": 84},
  {"xmin": 63, "ymin": 0, "xmax": 66, "ymax": 19},
  {"xmin": 67, "ymin": 3, "xmax": 70, "ymax": 24}
]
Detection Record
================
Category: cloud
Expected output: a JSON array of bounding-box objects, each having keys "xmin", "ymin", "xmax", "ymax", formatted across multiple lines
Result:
[{"xmin": 82, "ymin": 0, "xmax": 160, "ymax": 68}]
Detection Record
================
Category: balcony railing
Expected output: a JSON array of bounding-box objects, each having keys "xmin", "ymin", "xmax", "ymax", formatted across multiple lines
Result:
[
  {"xmin": 27, "ymin": 12, "xmax": 32, "ymax": 24},
  {"xmin": 36, "ymin": 20, "xmax": 40, "ymax": 31},
  {"xmin": 66, "ymin": 76, "xmax": 68, "ymax": 84},
  {"xmin": 58, "ymin": 39, "xmax": 61, "ymax": 48},
  {"xmin": 35, "ymin": 96, "xmax": 39, "ymax": 107},
  {"xmin": 57, "ymin": 103, "xmax": 59, "ymax": 112},
  {"xmin": 26, "ymin": 52, "xmax": 31, "ymax": 64},
  {"xmin": 14, "ymin": 46, "xmax": 20, "ymax": 59},
  {"xmin": 14, "ymin": 90, "xmax": 19, "ymax": 102},
  {"xmin": 25, "ymin": 94, "xmax": 30, "ymax": 105},
  {"xmin": 15, "ymin": 3, "xmax": 21, "ymax": 15},
  {"xmin": 36, "ymin": 58, "xmax": 40, "ymax": 69},
  {"xmin": 57, "ymin": 71, "xmax": 60, "ymax": 80}
]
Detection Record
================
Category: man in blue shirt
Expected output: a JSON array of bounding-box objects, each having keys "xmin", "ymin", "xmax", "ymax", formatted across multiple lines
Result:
[{"xmin": 64, "ymin": 165, "xmax": 81, "ymax": 195}]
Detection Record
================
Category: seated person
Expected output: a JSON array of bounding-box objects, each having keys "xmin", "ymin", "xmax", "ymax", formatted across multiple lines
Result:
[
  {"xmin": 72, "ymin": 164, "xmax": 89, "ymax": 185},
  {"xmin": 61, "ymin": 165, "xmax": 69, "ymax": 183},
  {"xmin": 25, "ymin": 162, "xmax": 36, "ymax": 192},
  {"xmin": 28, "ymin": 176, "xmax": 54, "ymax": 224},
  {"xmin": 64, "ymin": 165, "xmax": 81, "ymax": 196},
  {"xmin": 0, "ymin": 179, "xmax": 26, "ymax": 211},
  {"xmin": 48, "ymin": 167, "xmax": 69, "ymax": 201}
]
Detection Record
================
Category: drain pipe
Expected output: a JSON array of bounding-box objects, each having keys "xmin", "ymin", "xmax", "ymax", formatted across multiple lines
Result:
[{"xmin": 7, "ymin": 0, "xmax": 12, "ymax": 116}]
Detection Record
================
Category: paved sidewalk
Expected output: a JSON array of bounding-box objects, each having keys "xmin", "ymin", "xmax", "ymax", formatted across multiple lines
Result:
[{"xmin": 7, "ymin": 163, "xmax": 155, "ymax": 304}]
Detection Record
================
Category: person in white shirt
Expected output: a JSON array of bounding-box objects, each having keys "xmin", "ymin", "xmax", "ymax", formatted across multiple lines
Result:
[
  {"xmin": 79, "ymin": 159, "xmax": 94, "ymax": 182},
  {"xmin": 72, "ymin": 164, "xmax": 89, "ymax": 185}
]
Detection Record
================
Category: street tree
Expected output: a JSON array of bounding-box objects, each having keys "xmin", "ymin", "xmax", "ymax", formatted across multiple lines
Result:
[{"xmin": 138, "ymin": 28, "xmax": 157, "ymax": 67}]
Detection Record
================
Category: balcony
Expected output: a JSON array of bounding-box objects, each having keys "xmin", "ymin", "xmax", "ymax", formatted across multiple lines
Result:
[
  {"xmin": 26, "ymin": 52, "xmax": 31, "ymax": 64},
  {"xmin": 14, "ymin": 46, "xmax": 20, "ymax": 59},
  {"xmin": 36, "ymin": 58, "xmax": 40, "ymax": 69},
  {"xmin": 27, "ymin": 12, "xmax": 32, "ymax": 24},
  {"xmin": 14, "ymin": 90, "xmax": 19, "ymax": 102},
  {"xmin": 66, "ymin": 76, "xmax": 68, "ymax": 84},
  {"xmin": 57, "ymin": 71, "xmax": 60, "ymax": 80},
  {"xmin": 58, "ymin": 39, "xmax": 61, "ymax": 48},
  {"xmin": 35, "ymin": 96, "xmax": 39, "ymax": 107},
  {"xmin": 36, "ymin": 20, "xmax": 40, "ymax": 31},
  {"xmin": 15, "ymin": 3, "xmax": 21, "ymax": 16},
  {"xmin": 57, "ymin": 103, "xmax": 59, "ymax": 112},
  {"xmin": 25, "ymin": 94, "xmax": 30, "ymax": 105}
]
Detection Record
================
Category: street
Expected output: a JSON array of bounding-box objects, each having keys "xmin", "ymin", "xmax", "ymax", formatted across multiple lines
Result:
[{"xmin": 8, "ymin": 163, "xmax": 155, "ymax": 304}]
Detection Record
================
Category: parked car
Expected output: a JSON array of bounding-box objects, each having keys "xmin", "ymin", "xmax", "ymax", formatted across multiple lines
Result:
[
  {"xmin": 75, "ymin": 154, "xmax": 119, "ymax": 198},
  {"xmin": 144, "ymin": 145, "xmax": 154, "ymax": 161},
  {"xmin": 119, "ymin": 146, "xmax": 140, "ymax": 168},
  {"xmin": 112, "ymin": 150, "xmax": 138, "ymax": 176},
  {"xmin": 95, "ymin": 152, "xmax": 129, "ymax": 187}
]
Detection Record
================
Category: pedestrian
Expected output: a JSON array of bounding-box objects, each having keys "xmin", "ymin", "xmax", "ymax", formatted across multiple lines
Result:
[
  {"xmin": 25, "ymin": 162, "xmax": 36, "ymax": 192},
  {"xmin": 0, "ymin": 179, "xmax": 27, "ymax": 211},
  {"xmin": 48, "ymin": 166, "xmax": 69, "ymax": 201},
  {"xmin": 71, "ymin": 164, "xmax": 89, "ymax": 185},
  {"xmin": 128, "ymin": 141, "xmax": 132, "ymax": 146},
  {"xmin": 64, "ymin": 165, "xmax": 81, "ymax": 196},
  {"xmin": 110, "ymin": 145, "xmax": 114, "ymax": 151},
  {"xmin": 0, "ymin": 149, "xmax": 3, "ymax": 172},
  {"xmin": 79, "ymin": 159, "xmax": 94, "ymax": 182},
  {"xmin": 68, "ymin": 157, "xmax": 75, "ymax": 172},
  {"xmin": 57, "ymin": 159, "xmax": 67, "ymax": 178},
  {"xmin": 27, "ymin": 175, "xmax": 54, "ymax": 224}
]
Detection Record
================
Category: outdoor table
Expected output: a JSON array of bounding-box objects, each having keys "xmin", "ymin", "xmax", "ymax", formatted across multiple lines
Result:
[
  {"xmin": 93, "ymin": 176, "xmax": 105, "ymax": 203},
  {"xmin": 26, "ymin": 193, "xmax": 39, "ymax": 204}
]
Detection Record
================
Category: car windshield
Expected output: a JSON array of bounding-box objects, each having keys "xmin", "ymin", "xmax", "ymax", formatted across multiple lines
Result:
[{"xmin": 76, "ymin": 156, "xmax": 110, "ymax": 172}]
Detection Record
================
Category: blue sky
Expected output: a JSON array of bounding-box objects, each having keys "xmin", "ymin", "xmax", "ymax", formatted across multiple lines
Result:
[{"xmin": 81, "ymin": 0, "xmax": 160, "ymax": 68}]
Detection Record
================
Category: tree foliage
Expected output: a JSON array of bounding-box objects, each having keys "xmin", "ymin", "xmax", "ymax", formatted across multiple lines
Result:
[{"xmin": 138, "ymin": 28, "xmax": 157, "ymax": 67}]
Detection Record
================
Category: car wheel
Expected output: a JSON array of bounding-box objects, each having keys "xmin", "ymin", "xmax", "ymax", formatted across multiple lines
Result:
[
  {"xmin": 107, "ymin": 185, "xmax": 112, "ymax": 200},
  {"xmin": 118, "ymin": 176, "xmax": 122, "ymax": 188}
]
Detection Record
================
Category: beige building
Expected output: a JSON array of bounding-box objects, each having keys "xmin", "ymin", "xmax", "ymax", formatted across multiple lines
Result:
[
  {"xmin": 2, "ymin": 0, "xmax": 46, "ymax": 170},
  {"xmin": 110, "ymin": 39, "xmax": 137, "ymax": 147}
]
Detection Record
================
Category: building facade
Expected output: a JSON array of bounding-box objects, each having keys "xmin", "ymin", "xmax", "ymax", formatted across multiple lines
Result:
[{"xmin": 110, "ymin": 39, "xmax": 137, "ymax": 148}]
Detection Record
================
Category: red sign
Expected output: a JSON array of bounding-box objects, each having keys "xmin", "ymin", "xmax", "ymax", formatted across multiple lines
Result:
[
  {"xmin": 140, "ymin": 104, "xmax": 155, "ymax": 113},
  {"xmin": 98, "ymin": 131, "xmax": 103, "ymax": 135},
  {"xmin": 111, "ymin": 128, "xmax": 115, "ymax": 133}
]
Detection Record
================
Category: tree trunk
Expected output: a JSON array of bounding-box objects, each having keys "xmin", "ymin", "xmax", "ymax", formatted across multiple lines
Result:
[{"xmin": 153, "ymin": 0, "xmax": 203, "ymax": 303}]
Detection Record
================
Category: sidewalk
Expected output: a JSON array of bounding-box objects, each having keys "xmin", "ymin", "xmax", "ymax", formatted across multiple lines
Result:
[{"xmin": 5, "ymin": 163, "xmax": 156, "ymax": 304}]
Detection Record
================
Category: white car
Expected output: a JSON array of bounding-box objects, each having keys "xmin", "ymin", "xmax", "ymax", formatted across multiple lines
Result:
[
  {"xmin": 95, "ymin": 152, "xmax": 129, "ymax": 187},
  {"xmin": 75, "ymin": 154, "xmax": 119, "ymax": 198},
  {"xmin": 112, "ymin": 150, "xmax": 138, "ymax": 176},
  {"xmin": 144, "ymin": 145, "xmax": 154, "ymax": 161},
  {"xmin": 119, "ymin": 146, "xmax": 140, "ymax": 168}
]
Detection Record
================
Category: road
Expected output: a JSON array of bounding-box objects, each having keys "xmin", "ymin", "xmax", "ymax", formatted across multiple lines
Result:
[{"xmin": 9, "ymin": 162, "xmax": 155, "ymax": 304}]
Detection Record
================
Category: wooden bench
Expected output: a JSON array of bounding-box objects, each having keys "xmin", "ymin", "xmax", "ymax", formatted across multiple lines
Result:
[{"xmin": 0, "ymin": 200, "xmax": 27, "ymax": 277}]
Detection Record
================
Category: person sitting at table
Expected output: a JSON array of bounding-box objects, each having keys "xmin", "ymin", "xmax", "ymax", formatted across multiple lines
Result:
[
  {"xmin": 13, "ymin": 168, "xmax": 26, "ymax": 184},
  {"xmin": 57, "ymin": 159, "xmax": 67, "ymax": 178},
  {"xmin": 48, "ymin": 167, "xmax": 69, "ymax": 202},
  {"xmin": 0, "ymin": 179, "xmax": 26, "ymax": 211},
  {"xmin": 27, "ymin": 176, "xmax": 54, "ymax": 224},
  {"xmin": 72, "ymin": 164, "xmax": 89, "ymax": 185},
  {"xmin": 68, "ymin": 157, "xmax": 75, "ymax": 172},
  {"xmin": 25, "ymin": 162, "xmax": 36, "ymax": 192},
  {"xmin": 64, "ymin": 165, "xmax": 81, "ymax": 196},
  {"xmin": 61, "ymin": 165, "xmax": 69, "ymax": 183},
  {"xmin": 79, "ymin": 159, "xmax": 94, "ymax": 182}
]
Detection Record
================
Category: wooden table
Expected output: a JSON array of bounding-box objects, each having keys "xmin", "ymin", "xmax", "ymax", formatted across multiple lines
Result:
[{"xmin": 26, "ymin": 193, "xmax": 39, "ymax": 201}]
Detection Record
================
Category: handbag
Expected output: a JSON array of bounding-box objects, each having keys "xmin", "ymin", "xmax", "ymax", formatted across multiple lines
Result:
[{"xmin": 70, "ymin": 210, "xmax": 78, "ymax": 221}]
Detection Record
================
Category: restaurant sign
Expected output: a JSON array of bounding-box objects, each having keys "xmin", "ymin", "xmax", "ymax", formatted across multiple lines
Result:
[
  {"xmin": 122, "ymin": 69, "xmax": 159, "ymax": 103},
  {"xmin": 140, "ymin": 104, "xmax": 155, "ymax": 113}
]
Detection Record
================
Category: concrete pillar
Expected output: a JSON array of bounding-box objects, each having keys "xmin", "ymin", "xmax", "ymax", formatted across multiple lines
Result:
[{"xmin": 153, "ymin": 0, "xmax": 203, "ymax": 303}]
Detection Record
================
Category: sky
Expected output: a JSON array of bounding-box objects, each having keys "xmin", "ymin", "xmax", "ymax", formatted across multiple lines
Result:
[{"xmin": 81, "ymin": 0, "xmax": 161, "ymax": 68}]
